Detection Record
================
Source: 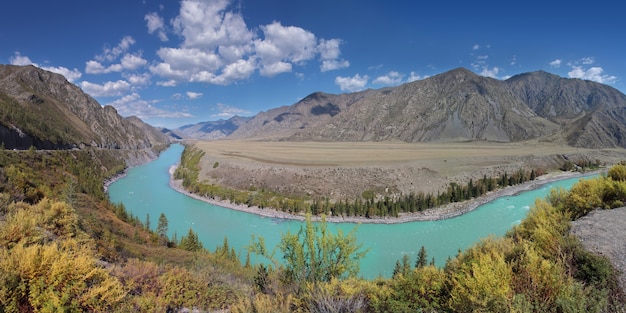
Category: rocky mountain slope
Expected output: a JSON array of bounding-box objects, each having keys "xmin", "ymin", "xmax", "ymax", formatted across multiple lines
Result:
[
  {"xmin": 226, "ymin": 68, "xmax": 626, "ymax": 148},
  {"xmin": 0, "ymin": 65, "xmax": 169, "ymax": 155}
]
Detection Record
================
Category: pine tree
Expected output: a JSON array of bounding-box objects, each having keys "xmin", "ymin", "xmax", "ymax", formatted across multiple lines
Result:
[
  {"xmin": 157, "ymin": 213, "xmax": 169, "ymax": 246},
  {"xmin": 179, "ymin": 228, "xmax": 203, "ymax": 251},
  {"xmin": 145, "ymin": 213, "xmax": 151, "ymax": 230},
  {"xmin": 416, "ymin": 245, "xmax": 428, "ymax": 268}
]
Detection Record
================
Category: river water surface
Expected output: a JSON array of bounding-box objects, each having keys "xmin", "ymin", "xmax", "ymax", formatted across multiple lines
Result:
[{"xmin": 108, "ymin": 144, "xmax": 593, "ymax": 279}]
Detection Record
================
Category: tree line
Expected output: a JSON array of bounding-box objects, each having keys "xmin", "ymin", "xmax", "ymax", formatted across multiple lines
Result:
[{"xmin": 176, "ymin": 145, "xmax": 549, "ymax": 218}]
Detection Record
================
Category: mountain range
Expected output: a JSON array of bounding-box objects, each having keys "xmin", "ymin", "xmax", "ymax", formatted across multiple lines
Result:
[
  {"xmin": 185, "ymin": 68, "xmax": 626, "ymax": 149},
  {"xmin": 0, "ymin": 65, "xmax": 169, "ymax": 163}
]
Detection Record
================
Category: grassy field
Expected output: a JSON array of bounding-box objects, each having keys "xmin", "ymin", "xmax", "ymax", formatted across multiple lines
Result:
[
  {"xmin": 189, "ymin": 139, "xmax": 626, "ymax": 199},
  {"xmin": 194, "ymin": 139, "xmax": 594, "ymax": 168}
]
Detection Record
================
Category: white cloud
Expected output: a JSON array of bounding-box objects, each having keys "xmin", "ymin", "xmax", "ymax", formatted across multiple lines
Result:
[
  {"xmin": 407, "ymin": 71, "xmax": 424, "ymax": 82},
  {"xmin": 318, "ymin": 39, "xmax": 341, "ymax": 60},
  {"xmin": 86, "ymin": 53, "xmax": 147, "ymax": 74},
  {"xmin": 42, "ymin": 66, "xmax": 82, "ymax": 82},
  {"xmin": 260, "ymin": 61, "xmax": 292, "ymax": 77},
  {"xmin": 581, "ymin": 57, "xmax": 595, "ymax": 65},
  {"xmin": 190, "ymin": 58, "xmax": 256, "ymax": 85},
  {"xmin": 120, "ymin": 53, "xmax": 148, "ymax": 70},
  {"xmin": 10, "ymin": 52, "xmax": 82, "ymax": 82},
  {"xmin": 568, "ymin": 66, "xmax": 617, "ymax": 84},
  {"xmin": 550, "ymin": 59, "xmax": 562, "ymax": 68},
  {"xmin": 479, "ymin": 67, "xmax": 500, "ymax": 78},
  {"xmin": 85, "ymin": 60, "xmax": 106, "ymax": 74},
  {"xmin": 154, "ymin": 47, "xmax": 222, "ymax": 74},
  {"xmin": 186, "ymin": 91, "xmax": 203, "ymax": 99},
  {"xmin": 372, "ymin": 71, "xmax": 404, "ymax": 86},
  {"xmin": 210, "ymin": 103, "xmax": 251, "ymax": 119},
  {"xmin": 9, "ymin": 52, "xmax": 33, "ymax": 65},
  {"xmin": 107, "ymin": 93, "xmax": 193, "ymax": 119},
  {"xmin": 472, "ymin": 44, "xmax": 480, "ymax": 50},
  {"xmin": 80, "ymin": 80, "xmax": 131, "ymax": 97},
  {"xmin": 321, "ymin": 59, "xmax": 350, "ymax": 72},
  {"xmin": 124, "ymin": 72, "xmax": 151, "ymax": 85},
  {"xmin": 95, "ymin": 36, "xmax": 135, "ymax": 62},
  {"xmin": 149, "ymin": 0, "xmax": 349, "ymax": 85},
  {"xmin": 335, "ymin": 74, "xmax": 369, "ymax": 92},
  {"xmin": 157, "ymin": 79, "xmax": 178, "ymax": 87},
  {"xmin": 254, "ymin": 21, "xmax": 317, "ymax": 75},
  {"xmin": 145, "ymin": 12, "xmax": 168, "ymax": 41},
  {"xmin": 173, "ymin": 0, "xmax": 253, "ymax": 50}
]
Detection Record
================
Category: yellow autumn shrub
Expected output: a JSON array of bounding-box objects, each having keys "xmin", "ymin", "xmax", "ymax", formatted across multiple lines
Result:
[
  {"xmin": 0, "ymin": 239, "xmax": 125, "ymax": 312},
  {"xmin": 448, "ymin": 242, "xmax": 513, "ymax": 312}
]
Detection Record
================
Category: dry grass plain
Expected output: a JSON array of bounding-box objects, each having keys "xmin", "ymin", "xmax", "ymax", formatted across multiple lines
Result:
[{"xmin": 191, "ymin": 139, "xmax": 626, "ymax": 199}]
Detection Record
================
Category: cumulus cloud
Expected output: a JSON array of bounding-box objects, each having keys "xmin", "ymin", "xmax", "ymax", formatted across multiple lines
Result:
[
  {"xmin": 407, "ymin": 71, "xmax": 424, "ymax": 82},
  {"xmin": 80, "ymin": 80, "xmax": 131, "ymax": 97},
  {"xmin": 106, "ymin": 93, "xmax": 193, "ymax": 118},
  {"xmin": 321, "ymin": 59, "xmax": 350, "ymax": 72},
  {"xmin": 372, "ymin": 71, "xmax": 404, "ymax": 86},
  {"xmin": 145, "ymin": 12, "xmax": 168, "ymax": 41},
  {"xmin": 210, "ymin": 103, "xmax": 252, "ymax": 119},
  {"xmin": 550, "ymin": 59, "xmax": 562, "ymax": 68},
  {"xmin": 479, "ymin": 67, "xmax": 500, "ymax": 78},
  {"xmin": 42, "ymin": 66, "xmax": 82, "ymax": 82},
  {"xmin": 186, "ymin": 91, "xmax": 203, "ymax": 99},
  {"xmin": 149, "ymin": 0, "xmax": 349, "ymax": 85},
  {"xmin": 568, "ymin": 66, "xmax": 617, "ymax": 84},
  {"xmin": 173, "ymin": 0, "xmax": 253, "ymax": 50},
  {"xmin": 581, "ymin": 57, "xmax": 595, "ymax": 65},
  {"xmin": 255, "ymin": 21, "xmax": 317, "ymax": 76},
  {"xmin": 9, "ymin": 52, "xmax": 33, "ymax": 65},
  {"xmin": 86, "ymin": 53, "xmax": 147, "ymax": 74},
  {"xmin": 157, "ymin": 79, "xmax": 178, "ymax": 87},
  {"xmin": 472, "ymin": 44, "xmax": 480, "ymax": 50},
  {"xmin": 124, "ymin": 72, "xmax": 151, "ymax": 85},
  {"xmin": 9, "ymin": 52, "xmax": 82, "ymax": 82},
  {"xmin": 95, "ymin": 36, "xmax": 135, "ymax": 62},
  {"xmin": 335, "ymin": 74, "xmax": 369, "ymax": 92},
  {"xmin": 318, "ymin": 39, "xmax": 349, "ymax": 71}
]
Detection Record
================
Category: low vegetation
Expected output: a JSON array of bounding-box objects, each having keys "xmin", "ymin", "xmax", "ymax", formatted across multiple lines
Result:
[
  {"xmin": 0, "ymin": 143, "xmax": 623, "ymax": 312},
  {"xmin": 0, "ymin": 148, "xmax": 254, "ymax": 312},
  {"xmin": 230, "ymin": 165, "xmax": 626, "ymax": 312}
]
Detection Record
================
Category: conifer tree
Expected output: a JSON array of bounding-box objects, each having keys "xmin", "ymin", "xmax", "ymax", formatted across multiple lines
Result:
[
  {"xmin": 416, "ymin": 245, "xmax": 428, "ymax": 268},
  {"xmin": 157, "ymin": 213, "xmax": 169, "ymax": 245}
]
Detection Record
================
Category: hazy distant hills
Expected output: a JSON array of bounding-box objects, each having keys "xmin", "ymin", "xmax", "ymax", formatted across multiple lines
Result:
[
  {"xmin": 176, "ymin": 116, "xmax": 251, "ymax": 140},
  {"xmin": 219, "ymin": 68, "xmax": 626, "ymax": 148},
  {"xmin": 0, "ymin": 65, "xmax": 169, "ymax": 152}
]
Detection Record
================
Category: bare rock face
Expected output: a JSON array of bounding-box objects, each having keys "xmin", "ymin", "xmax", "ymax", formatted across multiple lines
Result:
[
  {"xmin": 571, "ymin": 207, "xmax": 626, "ymax": 292},
  {"xmin": 0, "ymin": 64, "xmax": 170, "ymax": 153},
  {"xmin": 226, "ymin": 68, "xmax": 626, "ymax": 149}
]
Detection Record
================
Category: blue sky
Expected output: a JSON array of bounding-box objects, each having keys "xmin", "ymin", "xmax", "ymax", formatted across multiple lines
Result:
[{"xmin": 2, "ymin": 0, "xmax": 624, "ymax": 129}]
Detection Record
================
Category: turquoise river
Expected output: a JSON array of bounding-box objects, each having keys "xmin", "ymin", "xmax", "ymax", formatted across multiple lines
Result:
[{"xmin": 108, "ymin": 144, "xmax": 595, "ymax": 279}]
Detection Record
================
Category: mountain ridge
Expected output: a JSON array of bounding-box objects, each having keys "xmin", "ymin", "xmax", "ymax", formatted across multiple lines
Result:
[
  {"xmin": 0, "ymin": 64, "xmax": 170, "ymax": 164},
  {"xmin": 218, "ymin": 67, "xmax": 626, "ymax": 148}
]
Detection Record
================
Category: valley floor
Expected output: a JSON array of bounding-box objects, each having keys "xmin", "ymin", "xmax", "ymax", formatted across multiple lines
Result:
[{"xmin": 169, "ymin": 164, "xmax": 602, "ymax": 223}]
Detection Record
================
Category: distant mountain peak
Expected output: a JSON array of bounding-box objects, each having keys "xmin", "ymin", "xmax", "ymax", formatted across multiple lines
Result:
[{"xmin": 224, "ymin": 68, "xmax": 626, "ymax": 148}]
